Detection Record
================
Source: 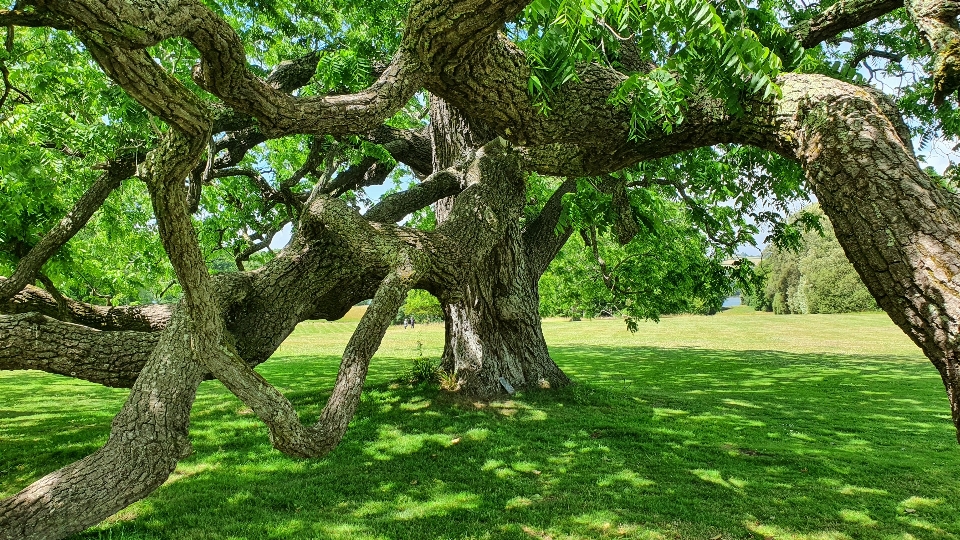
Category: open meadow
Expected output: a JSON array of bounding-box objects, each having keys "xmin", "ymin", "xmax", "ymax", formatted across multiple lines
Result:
[{"xmin": 2, "ymin": 307, "xmax": 959, "ymax": 539}]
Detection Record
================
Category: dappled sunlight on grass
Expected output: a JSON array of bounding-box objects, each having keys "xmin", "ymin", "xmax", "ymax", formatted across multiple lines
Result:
[
  {"xmin": 1, "ymin": 311, "xmax": 959, "ymax": 538},
  {"xmin": 746, "ymin": 521, "xmax": 853, "ymax": 540},
  {"xmin": 363, "ymin": 424, "xmax": 456, "ymax": 461},
  {"xmin": 690, "ymin": 468, "xmax": 749, "ymax": 491}
]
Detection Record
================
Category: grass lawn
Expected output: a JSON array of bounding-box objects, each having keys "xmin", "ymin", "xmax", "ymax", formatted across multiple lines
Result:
[{"xmin": 2, "ymin": 306, "xmax": 959, "ymax": 539}]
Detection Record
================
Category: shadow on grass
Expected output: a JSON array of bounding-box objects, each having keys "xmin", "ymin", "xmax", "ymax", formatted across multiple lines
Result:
[{"xmin": 2, "ymin": 345, "xmax": 959, "ymax": 539}]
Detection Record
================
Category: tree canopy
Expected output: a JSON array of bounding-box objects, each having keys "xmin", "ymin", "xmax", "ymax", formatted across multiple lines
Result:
[{"xmin": 2, "ymin": 0, "xmax": 960, "ymax": 537}]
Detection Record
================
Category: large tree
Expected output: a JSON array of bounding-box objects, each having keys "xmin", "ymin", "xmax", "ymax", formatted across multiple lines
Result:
[{"xmin": 1, "ymin": 0, "xmax": 960, "ymax": 537}]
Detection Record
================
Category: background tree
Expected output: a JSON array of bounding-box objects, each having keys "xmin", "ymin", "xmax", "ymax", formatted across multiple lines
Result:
[
  {"xmin": 397, "ymin": 289, "xmax": 444, "ymax": 323},
  {"xmin": 757, "ymin": 204, "xmax": 880, "ymax": 315},
  {"xmin": 538, "ymin": 179, "xmax": 737, "ymax": 323}
]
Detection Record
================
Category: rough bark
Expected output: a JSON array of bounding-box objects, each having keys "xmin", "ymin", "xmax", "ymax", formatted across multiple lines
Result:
[
  {"xmin": 0, "ymin": 307, "xmax": 206, "ymax": 540},
  {"xmin": 905, "ymin": 0, "xmax": 960, "ymax": 104},
  {"xmin": 439, "ymin": 216, "xmax": 571, "ymax": 397},
  {"xmin": 364, "ymin": 169, "xmax": 463, "ymax": 223},
  {"xmin": 794, "ymin": 0, "xmax": 905, "ymax": 48},
  {"xmin": 0, "ymin": 280, "xmax": 173, "ymax": 331},
  {"xmin": 429, "ymin": 100, "xmax": 570, "ymax": 398},
  {"xmin": 429, "ymin": 96, "xmax": 499, "ymax": 222},
  {"xmin": 0, "ymin": 312, "xmax": 156, "ymax": 387},
  {"xmin": 523, "ymin": 177, "xmax": 579, "ymax": 277}
]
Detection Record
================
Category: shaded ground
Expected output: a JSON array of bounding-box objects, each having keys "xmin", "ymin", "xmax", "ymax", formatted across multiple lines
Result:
[{"xmin": 1, "ymin": 308, "xmax": 958, "ymax": 539}]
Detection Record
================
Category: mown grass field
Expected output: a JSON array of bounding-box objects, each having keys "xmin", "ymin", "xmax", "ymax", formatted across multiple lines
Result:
[{"xmin": 2, "ymin": 307, "xmax": 959, "ymax": 539}]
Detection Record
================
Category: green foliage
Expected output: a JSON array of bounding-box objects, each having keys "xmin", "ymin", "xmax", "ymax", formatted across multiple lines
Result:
[
  {"xmin": 759, "ymin": 205, "xmax": 878, "ymax": 315},
  {"xmin": 0, "ymin": 2, "xmax": 427, "ymax": 307},
  {"xmin": 518, "ymin": 0, "xmax": 800, "ymax": 135},
  {"xmin": 397, "ymin": 289, "xmax": 444, "ymax": 323},
  {"xmin": 541, "ymin": 140, "xmax": 815, "ymax": 328},
  {"xmin": 4, "ymin": 0, "xmax": 957, "ymax": 314},
  {"xmin": 0, "ymin": 27, "xmax": 176, "ymax": 305},
  {"xmin": 541, "ymin": 183, "xmax": 734, "ymax": 323},
  {"xmin": 405, "ymin": 356, "xmax": 441, "ymax": 385}
]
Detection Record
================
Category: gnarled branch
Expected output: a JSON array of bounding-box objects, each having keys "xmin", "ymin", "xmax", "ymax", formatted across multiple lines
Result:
[
  {"xmin": 793, "ymin": 0, "xmax": 905, "ymax": 48},
  {"xmin": 364, "ymin": 170, "xmax": 463, "ymax": 223}
]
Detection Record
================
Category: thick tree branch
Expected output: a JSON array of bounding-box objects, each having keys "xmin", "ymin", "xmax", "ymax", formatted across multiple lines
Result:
[
  {"xmin": 0, "ymin": 312, "xmax": 156, "ymax": 387},
  {"xmin": 522, "ymin": 177, "xmax": 578, "ymax": 277},
  {"xmin": 730, "ymin": 74, "xmax": 960, "ymax": 442},
  {"xmin": 849, "ymin": 47, "xmax": 906, "ymax": 67},
  {"xmin": 0, "ymin": 280, "xmax": 173, "ymax": 331},
  {"xmin": 83, "ymin": 42, "xmax": 211, "ymax": 138},
  {"xmin": 906, "ymin": 0, "xmax": 960, "ymax": 104},
  {"xmin": 364, "ymin": 170, "xmax": 463, "ymax": 223},
  {"xmin": 0, "ymin": 8, "xmax": 69, "ymax": 29},
  {"xmin": 793, "ymin": 0, "xmax": 905, "ymax": 48},
  {"xmin": 323, "ymin": 157, "xmax": 395, "ymax": 197},
  {"xmin": 368, "ymin": 126, "xmax": 433, "ymax": 177}
]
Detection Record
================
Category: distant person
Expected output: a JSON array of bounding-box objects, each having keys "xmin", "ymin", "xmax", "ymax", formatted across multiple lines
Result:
[
  {"xmin": 410, "ymin": 316, "xmax": 416, "ymax": 329},
  {"xmin": 403, "ymin": 317, "xmax": 408, "ymax": 329}
]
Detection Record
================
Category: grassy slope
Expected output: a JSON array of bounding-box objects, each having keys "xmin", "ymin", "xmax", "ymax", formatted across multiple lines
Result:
[{"xmin": 1, "ymin": 307, "xmax": 959, "ymax": 539}]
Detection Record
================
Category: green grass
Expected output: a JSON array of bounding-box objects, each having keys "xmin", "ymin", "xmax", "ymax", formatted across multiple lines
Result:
[{"xmin": 2, "ymin": 307, "xmax": 960, "ymax": 539}]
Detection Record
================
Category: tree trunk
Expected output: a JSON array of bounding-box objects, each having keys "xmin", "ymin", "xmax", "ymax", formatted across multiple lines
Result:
[
  {"xmin": 0, "ymin": 308, "xmax": 205, "ymax": 540},
  {"xmin": 429, "ymin": 98, "xmax": 569, "ymax": 398},
  {"xmin": 440, "ymin": 218, "xmax": 570, "ymax": 397}
]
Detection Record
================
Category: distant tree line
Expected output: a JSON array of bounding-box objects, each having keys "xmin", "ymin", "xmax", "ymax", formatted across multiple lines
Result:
[{"xmin": 747, "ymin": 205, "xmax": 878, "ymax": 314}]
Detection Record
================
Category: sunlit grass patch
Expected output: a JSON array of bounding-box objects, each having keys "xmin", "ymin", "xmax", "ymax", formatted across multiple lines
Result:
[{"xmin": 1, "ymin": 309, "xmax": 959, "ymax": 539}]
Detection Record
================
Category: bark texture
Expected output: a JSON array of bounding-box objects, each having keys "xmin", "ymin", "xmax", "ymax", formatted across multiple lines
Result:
[
  {"xmin": 0, "ymin": 308, "xmax": 206, "ymax": 540},
  {"xmin": 5, "ymin": 0, "xmax": 960, "ymax": 537},
  {"xmin": 0, "ymin": 280, "xmax": 173, "ymax": 331},
  {"xmin": 440, "ymin": 218, "xmax": 571, "ymax": 396},
  {"xmin": 430, "ymin": 99, "xmax": 571, "ymax": 398},
  {"xmin": 794, "ymin": 0, "xmax": 905, "ymax": 48},
  {"xmin": 906, "ymin": 0, "xmax": 960, "ymax": 104},
  {"xmin": 0, "ymin": 312, "xmax": 156, "ymax": 387}
]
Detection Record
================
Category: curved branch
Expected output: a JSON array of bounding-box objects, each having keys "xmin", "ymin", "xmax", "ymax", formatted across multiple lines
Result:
[
  {"xmin": 208, "ymin": 266, "xmax": 414, "ymax": 459},
  {"xmin": 793, "ymin": 0, "xmax": 905, "ymax": 48},
  {"xmin": 35, "ymin": 0, "xmax": 531, "ymax": 139},
  {"xmin": 0, "ymin": 307, "xmax": 207, "ymax": 540},
  {"xmin": 364, "ymin": 170, "xmax": 463, "ymax": 223},
  {"xmin": 323, "ymin": 157, "xmax": 395, "ymax": 197},
  {"xmin": 0, "ymin": 280, "xmax": 173, "ymax": 331},
  {"xmin": 743, "ymin": 74, "xmax": 960, "ymax": 441},
  {"xmin": 849, "ymin": 47, "xmax": 905, "ymax": 67},
  {"xmin": 83, "ymin": 42, "xmax": 211, "ymax": 137},
  {"xmin": 0, "ymin": 8, "xmax": 70, "ymax": 29},
  {"xmin": 368, "ymin": 126, "xmax": 433, "ymax": 177},
  {"xmin": 522, "ymin": 177, "xmax": 578, "ymax": 277}
]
